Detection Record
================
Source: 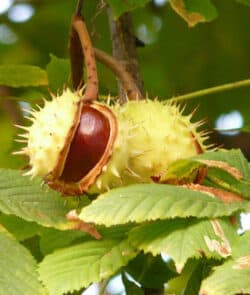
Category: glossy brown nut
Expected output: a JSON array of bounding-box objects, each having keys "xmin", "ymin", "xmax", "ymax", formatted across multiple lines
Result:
[{"xmin": 60, "ymin": 105, "xmax": 110, "ymax": 182}]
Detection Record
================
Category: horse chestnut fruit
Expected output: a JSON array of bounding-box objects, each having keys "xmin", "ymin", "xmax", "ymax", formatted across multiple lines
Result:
[{"xmin": 16, "ymin": 89, "xmax": 209, "ymax": 195}]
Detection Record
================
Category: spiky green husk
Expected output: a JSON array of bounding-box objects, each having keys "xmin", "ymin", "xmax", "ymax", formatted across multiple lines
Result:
[
  {"xmin": 18, "ymin": 89, "xmax": 81, "ymax": 177},
  {"xmin": 17, "ymin": 89, "xmax": 208, "ymax": 194},
  {"xmin": 89, "ymin": 100, "xmax": 207, "ymax": 193}
]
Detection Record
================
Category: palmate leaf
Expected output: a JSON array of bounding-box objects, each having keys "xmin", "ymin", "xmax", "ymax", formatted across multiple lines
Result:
[
  {"xmin": 128, "ymin": 218, "xmax": 237, "ymax": 272},
  {"xmin": 0, "ymin": 227, "xmax": 46, "ymax": 295},
  {"xmin": 0, "ymin": 65, "xmax": 48, "ymax": 87},
  {"xmin": 79, "ymin": 184, "xmax": 250, "ymax": 226},
  {"xmin": 200, "ymin": 230, "xmax": 250, "ymax": 295},
  {"xmin": 0, "ymin": 169, "xmax": 87, "ymax": 230},
  {"xmin": 39, "ymin": 238, "xmax": 137, "ymax": 295}
]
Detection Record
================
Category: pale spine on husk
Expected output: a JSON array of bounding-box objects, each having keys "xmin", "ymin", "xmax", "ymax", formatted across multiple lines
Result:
[{"xmin": 17, "ymin": 89, "xmax": 208, "ymax": 194}]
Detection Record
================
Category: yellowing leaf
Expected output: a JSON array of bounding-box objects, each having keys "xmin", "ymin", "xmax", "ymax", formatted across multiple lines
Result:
[
  {"xmin": 0, "ymin": 65, "xmax": 48, "ymax": 87},
  {"xmin": 169, "ymin": 0, "xmax": 218, "ymax": 27}
]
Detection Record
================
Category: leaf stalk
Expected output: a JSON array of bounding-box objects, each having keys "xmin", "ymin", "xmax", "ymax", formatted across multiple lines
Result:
[{"xmin": 170, "ymin": 79, "xmax": 250, "ymax": 102}]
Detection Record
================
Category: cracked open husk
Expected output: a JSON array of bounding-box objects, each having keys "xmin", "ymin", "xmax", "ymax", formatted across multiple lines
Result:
[{"xmin": 16, "ymin": 89, "xmax": 209, "ymax": 195}]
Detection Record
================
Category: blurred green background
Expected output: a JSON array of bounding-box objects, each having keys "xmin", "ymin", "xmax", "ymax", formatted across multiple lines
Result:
[{"xmin": 0, "ymin": 0, "xmax": 249, "ymax": 169}]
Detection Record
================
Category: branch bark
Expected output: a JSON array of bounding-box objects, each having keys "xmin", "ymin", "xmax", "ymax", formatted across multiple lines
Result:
[
  {"xmin": 94, "ymin": 48, "xmax": 142, "ymax": 100},
  {"xmin": 107, "ymin": 7, "xmax": 144, "ymax": 103}
]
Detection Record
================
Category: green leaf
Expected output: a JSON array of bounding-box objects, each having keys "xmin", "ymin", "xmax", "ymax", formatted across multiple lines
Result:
[
  {"xmin": 0, "ymin": 169, "xmax": 85, "ymax": 230},
  {"xmin": 39, "ymin": 239, "xmax": 137, "ymax": 295},
  {"xmin": 0, "ymin": 227, "xmax": 46, "ymax": 295},
  {"xmin": 0, "ymin": 214, "xmax": 42, "ymax": 241},
  {"xmin": 235, "ymin": 0, "xmax": 250, "ymax": 7},
  {"xmin": 200, "ymin": 260, "xmax": 250, "ymax": 294},
  {"xmin": 39, "ymin": 227, "xmax": 86, "ymax": 255},
  {"xmin": 0, "ymin": 65, "xmax": 48, "ymax": 87},
  {"xmin": 159, "ymin": 150, "xmax": 250, "ymax": 200},
  {"xmin": 200, "ymin": 230, "xmax": 250, "ymax": 295},
  {"xmin": 22, "ymin": 235, "xmax": 44, "ymax": 262},
  {"xmin": 128, "ymin": 218, "xmax": 237, "ymax": 272},
  {"xmin": 79, "ymin": 184, "xmax": 250, "ymax": 226},
  {"xmin": 193, "ymin": 149, "xmax": 250, "ymax": 180},
  {"xmin": 169, "ymin": 0, "xmax": 218, "ymax": 27},
  {"xmin": 46, "ymin": 54, "xmax": 70, "ymax": 93},
  {"xmin": 105, "ymin": 0, "xmax": 150, "ymax": 19},
  {"xmin": 231, "ymin": 229, "xmax": 250, "ymax": 258},
  {"xmin": 159, "ymin": 158, "xmax": 206, "ymax": 184},
  {"xmin": 167, "ymin": 259, "xmax": 210, "ymax": 295},
  {"xmin": 206, "ymin": 167, "xmax": 250, "ymax": 199}
]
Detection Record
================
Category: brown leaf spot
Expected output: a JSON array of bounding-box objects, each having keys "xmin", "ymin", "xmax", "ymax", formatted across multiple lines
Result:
[
  {"xmin": 210, "ymin": 219, "xmax": 231, "ymax": 256},
  {"xmin": 233, "ymin": 256, "xmax": 250, "ymax": 270},
  {"xmin": 204, "ymin": 235, "xmax": 231, "ymax": 258},
  {"xmin": 199, "ymin": 160, "xmax": 244, "ymax": 180},
  {"xmin": 195, "ymin": 167, "xmax": 208, "ymax": 184},
  {"xmin": 211, "ymin": 219, "xmax": 224, "ymax": 237},
  {"xmin": 184, "ymin": 183, "xmax": 244, "ymax": 203}
]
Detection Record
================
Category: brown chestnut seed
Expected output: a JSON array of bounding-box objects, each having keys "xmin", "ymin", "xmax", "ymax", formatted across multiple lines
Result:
[{"xmin": 60, "ymin": 105, "xmax": 110, "ymax": 182}]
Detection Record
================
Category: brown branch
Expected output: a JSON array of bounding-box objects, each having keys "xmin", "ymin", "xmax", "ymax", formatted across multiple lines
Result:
[
  {"xmin": 107, "ymin": 7, "xmax": 144, "ymax": 103},
  {"xmin": 94, "ymin": 48, "xmax": 142, "ymax": 100},
  {"xmin": 72, "ymin": 15, "xmax": 98, "ymax": 102}
]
